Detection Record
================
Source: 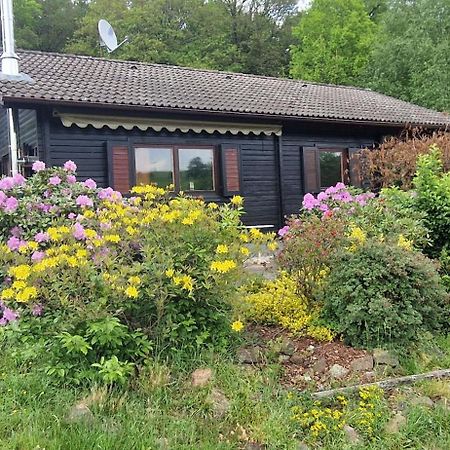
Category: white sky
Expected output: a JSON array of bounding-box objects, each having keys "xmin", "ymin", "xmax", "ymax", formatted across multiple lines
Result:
[{"xmin": 297, "ymin": 0, "xmax": 311, "ymax": 11}]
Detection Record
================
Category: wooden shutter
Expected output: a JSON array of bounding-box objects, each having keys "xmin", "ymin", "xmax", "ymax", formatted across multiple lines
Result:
[
  {"xmin": 302, "ymin": 146, "xmax": 319, "ymax": 193},
  {"xmin": 221, "ymin": 144, "xmax": 241, "ymax": 196},
  {"xmin": 107, "ymin": 142, "xmax": 131, "ymax": 193},
  {"xmin": 348, "ymin": 147, "xmax": 363, "ymax": 188}
]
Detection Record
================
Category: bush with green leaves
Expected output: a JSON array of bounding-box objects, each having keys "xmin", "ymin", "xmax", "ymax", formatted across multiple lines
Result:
[{"xmin": 319, "ymin": 239, "xmax": 449, "ymax": 348}]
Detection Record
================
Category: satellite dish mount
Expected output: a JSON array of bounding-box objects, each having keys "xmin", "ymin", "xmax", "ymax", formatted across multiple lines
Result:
[{"xmin": 98, "ymin": 19, "xmax": 128, "ymax": 53}]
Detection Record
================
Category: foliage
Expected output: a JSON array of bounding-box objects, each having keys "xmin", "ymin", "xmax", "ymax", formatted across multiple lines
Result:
[
  {"xmin": 362, "ymin": 131, "xmax": 450, "ymax": 191},
  {"xmin": 0, "ymin": 162, "xmax": 272, "ymax": 383},
  {"xmin": 364, "ymin": 0, "xmax": 450, "ymax": 112},
  {"xmin": 66, "ymin": 0, "xmax": 299, "ymax": 77},
  {"xmin": 412, "ymin": 146, "xmax": 450, "ymax": 257},
  {"xmin": 241, "ymin": 272, "xmax": 334, "ymax": 341},
  {"xmin": 291, "ymin": 386, "xmax": 387, "ymax": 442},
  {"xmin": 290, "ymin": 0, "xmax": 377, "ymax": 85},
  {"xmin": 319, "ymin": 238, "xmax": 449, "ymax": 348}
]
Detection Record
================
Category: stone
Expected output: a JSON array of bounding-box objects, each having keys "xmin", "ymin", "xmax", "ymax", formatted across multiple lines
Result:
[
  {"xmin": 373, "ymin": 349, "xmax": 399, "ymax": 368},
  {"xmin": 350, "ymin": 355, "xmax": 374, "ymax": 372},
  {"xmin": 306, "ymin": 345, "xmax": 315, "ymax": 353},
  {"xmin": 362, "ymin": 371, "xmax": 376, "ymax": 382},
  {"xmin": 297, "ymin": 442, "xmax": 311, "ymax": 450},
  {"xmin": 191, "ymin": 368, "xmax": 213, "ymax": 387},
  {"xmin": 279, "ymin": 338, "xmax": 296, "ymax": 356},
  {"xmin": 237, "ymin": 346, "xmax": 264, "ymax": 364},
  {"xmin": 385, "ymin": 413, "xmax": 407, "ymax": 434},
  {"xmin": 343, "ymin": 424, "xmax": 361, "ymax": 444},
  {"xmin": 245, "ymin": 443, "xmax": 267, "ymax": 450},
  {"xmin": 290, "ymin": 352, "xmax": 305, "ymax": 365},
  {"xmin": 410, "ymin": 395, "xmax": 434, "ymax": 408},
  {"xmin": 329, "ymin": 364, "xmax": 349, "ymax": 379},
  {"xmin": 311, "ymin": 357, "xmax": 327, "ymax": 374},
  {"xmin": 66, "ymin": 403, "xmax": 94, "ymax": 425},
  {"xmin": 208, "ymin": 388, "xmax": 231, "ymax": 419},
  {"xmin": 278, "ymin": 354, "xmax": 291, "ymax": 364}
]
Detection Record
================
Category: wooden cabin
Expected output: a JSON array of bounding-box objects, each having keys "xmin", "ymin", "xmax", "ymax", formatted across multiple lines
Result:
[{"xmin": 1, "ymin": 50, "xmax": 449, "ymax": 229}]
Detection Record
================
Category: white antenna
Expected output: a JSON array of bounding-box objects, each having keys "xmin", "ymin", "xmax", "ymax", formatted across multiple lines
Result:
[{"xmin": 98, "ymin": 19, "xmax": 128, "ymax": 53}]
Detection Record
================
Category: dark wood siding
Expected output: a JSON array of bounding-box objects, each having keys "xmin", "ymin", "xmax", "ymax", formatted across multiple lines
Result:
[{"xmin": 44, "ymin": 111, "xmax": 281, "ymax": 228}]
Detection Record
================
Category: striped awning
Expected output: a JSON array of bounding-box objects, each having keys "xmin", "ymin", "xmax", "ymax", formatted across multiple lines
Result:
[{"xmin": 54, "ymin": 111, "xmax": 282, "ymax": 136}]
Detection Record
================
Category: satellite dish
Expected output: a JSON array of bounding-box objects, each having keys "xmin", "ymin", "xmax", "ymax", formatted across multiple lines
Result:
[{"xmin": 98, "ymin": 19, "xmax": 128, "ymax": 53}]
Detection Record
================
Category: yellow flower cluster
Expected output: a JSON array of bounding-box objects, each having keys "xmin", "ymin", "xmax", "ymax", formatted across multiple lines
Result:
[
  {"xmin": 210, "ymin": 259, "xmax": 237, "ymax": 273},
  {"xmin": 291, "ymin": 404, "xmax": 345, "ymax": 438},
  {"xmin": 242, "ymin": 272, "xmax": 334, "ymax": 341},
  {"xmin": 231, "ymin": 320, "xmax": 244, "ymax": 332},
  {"xmin": 348, "ymin": 226, "xmax": 366, "ymax": 252},
  {"xmin": 165, "ymin": 268, "xmax": 194, "ymax": 292},
  {"xmin": 397, "ymin": 234, "xmax": 413, "ymax": 251}
]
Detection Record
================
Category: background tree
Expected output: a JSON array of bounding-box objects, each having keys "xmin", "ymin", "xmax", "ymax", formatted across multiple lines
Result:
[
  {"xmin": 364, "ymin": 0, "xmax": 450, "ymax": 112},
  {"xmin": 12, "ymin": 0, "xmax": 42, "ymax": 48},
  {"xmin": 289, "ymin": 0, "xmax": 377, "ymax": 85}
]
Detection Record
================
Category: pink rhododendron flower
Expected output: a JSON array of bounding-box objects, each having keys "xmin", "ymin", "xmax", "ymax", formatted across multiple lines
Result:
[
  {"xmin": 73, "ymin": 222, "xmax": 86, "ymax": 240},
  {"xmin": 7, "ymin": 236, "xmax": 26, "ymax": 251},
  {"xmin": 278, "ymin": 225, "xmax": 290, "ymax": 237},
  {"xmin": 34, "ymin": 232, "xmax": 50, "ymax": 243},
  {"xmin": 317, "ymin": 192, "xmax": 328, "ymax": 201},
  {"xmin": 0, "ymin": 177, "xmax": 14, "ymax": 190},
  {"xmin": 64, "ymin": 160, "xmax": 77, "ymax": 172},
  {"xmin": 83, "ymin": 178, "xmax": 97, "ymax": 189},
  {"xmin": 32, "ymin": 160, "xmax": 46, "ymax": 172},
  {"xmin": 31, "ymin": 251, "xmax": 45, "ymax": 262},
  {"xmin": 302, "ymin": 193, "xmax": 319, "ymax": 210},
  {"xmin": 335, "ymin": 182, "xmax": 346, "ymax": 190},
  {"xmin": 12, "ymin": 173, "xmax": 26, "ymax": 186},
  {"xmin": 100, "ymin": 221, "xmax": 112, "ymax": 230},
  {"xmin": 66, "ymin": 174, "xmax": 76, "ymax": 184},
  {"xmin": 0, "ymin": 191, "xmax": 6, "ymax": 205},
  {"xmin": 32, "ymin": 304, "xmax": 43, "ymax": 317},
  {"xmin": 76, "ymin": 195, "xmax": 93, "ymax": 208},
  {"xmin": 4, "ymin": 196, "xmax": 18, "ymax": 213},
  {"xmin": 48, "ymin": 175, "xmax": 61, "ymax": 186}
]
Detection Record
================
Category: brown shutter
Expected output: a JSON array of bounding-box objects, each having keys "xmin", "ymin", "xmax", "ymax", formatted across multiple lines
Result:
[
  {"xmin": 348, "ymin": 147, "xmax": 363, "ymax": 188},
  {"xmin": 221, "ymin": 144, "xmax": 241, "ymax": 196},
  {"xmin": 302, "ymin": 146, "xmax": 319, "ymax": 193},
  {"xmin": 107, "ymin": 142, "xmax": 131, "ymax": 193}
]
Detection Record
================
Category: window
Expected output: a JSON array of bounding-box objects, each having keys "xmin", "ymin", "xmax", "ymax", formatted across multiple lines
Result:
[
  {"xmin": 319, "ymin": 150, "xmax": 344, "ymax": 188},
  {"xmin": 134, "ymin": 146, "xmax": 215, "ymax": 192}
]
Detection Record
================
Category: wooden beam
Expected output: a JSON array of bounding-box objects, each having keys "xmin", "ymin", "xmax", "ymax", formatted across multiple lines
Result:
[{"xmin": 311, "ymin": 368, "xmax": 450, "ymax": 399}]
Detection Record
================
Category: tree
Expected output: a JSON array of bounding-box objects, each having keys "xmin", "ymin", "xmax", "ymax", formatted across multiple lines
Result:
[
  {"xmin": 13, "ymin": 0, "xmax": 42, "ymax": 49},
  {"xmin": 289, "ymin": 0, "xmax": 377, "ymax": 85},
  {"xmin": 364, "ymin": 0, "xmax": 450, "ymax": 112}
]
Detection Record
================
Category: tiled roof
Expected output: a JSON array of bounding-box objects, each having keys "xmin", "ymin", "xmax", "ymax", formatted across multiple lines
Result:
[{"xmin": 0, "ymin": 50, "xmax": 449, "ymax": 127}]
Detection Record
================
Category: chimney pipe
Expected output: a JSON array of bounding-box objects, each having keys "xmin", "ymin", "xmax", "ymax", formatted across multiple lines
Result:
[{"xmin": 1, "ymin": 0, "xmax": 19, "ymax": 75}]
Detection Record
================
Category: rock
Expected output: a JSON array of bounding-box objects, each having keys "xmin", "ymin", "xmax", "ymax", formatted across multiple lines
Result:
[
  {"xmin": 208, "ymin": 388, "xmax": 231, "ymax": 419},
  {"xmin": 66, "ymin": 403, "xmax": 94, "ymax": 425},
  {"xmin": 306, "ymin": 345, "xmax": 315, "ymax": 353},
  {"xmin": 279, "ymin": 338, "xmax": 296, "ymax": 356},
  {"xmin": 278, "ymin": 354, "xmax": 291, "ymax": 364},
  {"xmin": 350, "ymin": 355, "xmax": 374, "ymax": 372},
  {"xmin": 191, "ymin": 368, "xmax": 213, "ymax": 387},
  {"xmin": 362, "ymin": 371, "xmax": 376, "ymax": 382},
  {"xmin": 237, "ymin": 346, "xmax": 264, "ymax": 364},
  {"xmin": 311, "ymin": 357, "xmax": 327, "ymax": 374},
  {"xmin": 385, "ymin": 413, "xmax": 407, "ymax": 434},
  {"xmin": 290, "ymin": 352, "xmax": 305, "ymax": 365},
  {"xmin": 329, "ymin": 364, "xmax": 349, "ymax": 379},
  {"xmin": 245, "ymin": 443, "xmax": 267, "ymax": 450},
  {"xmin": 410, "ymin": 395, "xmax": 434, "ymax": 408},
  {"xmin": 297, "ymin": 442, "xmax": 311, "ymax": 450},
  {"xmin": 343, "ymin": 424, "xmax": 361, "ymax": 444},
  {"xmin": 373, "ymin": 349, "xmax": 399, "ymax": 368}
]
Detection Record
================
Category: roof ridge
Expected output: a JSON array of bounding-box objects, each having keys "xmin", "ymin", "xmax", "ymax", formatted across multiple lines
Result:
[{"xmin": 17, "ymin": 48, "xmax": 376, "ymax": 93}]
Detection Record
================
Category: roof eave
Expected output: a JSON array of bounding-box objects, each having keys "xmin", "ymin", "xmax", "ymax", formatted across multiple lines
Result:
[{"xmin": 2, "ymin": 96, "xmax": 448, "ymax": 129}]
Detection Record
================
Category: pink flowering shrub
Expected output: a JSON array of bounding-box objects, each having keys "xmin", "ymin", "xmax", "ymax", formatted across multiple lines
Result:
[{"xmin": 0, "ymin": 163, "xmax": 273, "ymax": 383}]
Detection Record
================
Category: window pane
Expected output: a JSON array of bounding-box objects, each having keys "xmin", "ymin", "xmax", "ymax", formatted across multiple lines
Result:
[
  {"xmin": 135, "ymin": 147, "xmax": 173, "ymax": 187},
  {"xmin": 179, "ymin": 148, "xmax": 214, "ymax": 191},
  {"xmin": 319, "ymin": 151, "xmax": 342, "ymax": 188}
]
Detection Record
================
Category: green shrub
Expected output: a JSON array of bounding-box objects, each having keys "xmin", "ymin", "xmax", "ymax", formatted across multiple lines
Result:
[{"xmin": 319, "ymin": 239, "xmax": 449, "ymax": 348}]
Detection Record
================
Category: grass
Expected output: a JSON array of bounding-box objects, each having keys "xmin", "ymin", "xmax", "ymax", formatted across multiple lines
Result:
[{"xmin": 1, "ymin": 336, "xmax": 450, "ymax": 450}]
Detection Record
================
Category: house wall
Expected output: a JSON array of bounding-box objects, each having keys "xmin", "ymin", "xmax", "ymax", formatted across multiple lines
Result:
[{"xmin": 42, "ymin": 109, "xmax": 281, "ymax": 228}]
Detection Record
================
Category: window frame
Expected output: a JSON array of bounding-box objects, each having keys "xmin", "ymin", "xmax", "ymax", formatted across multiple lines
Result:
[
  {"xmin": 132, "ymin": 144, "xmax": 218, "ymax": 194},
  {"xmin": 317, "ymin": 147, "xmax": 349, "ymax": 189}
]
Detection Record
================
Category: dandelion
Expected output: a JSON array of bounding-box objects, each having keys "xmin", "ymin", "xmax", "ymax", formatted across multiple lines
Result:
[
  {"xmin": 216, "ymin": 244, "xmax": 229, "ymax": 254},
  {"xmin": 128, "ymin": 276, "xmax": 141, "ymax": 285},
  {"xmin": 231, "ymin": 320, "xmax": 244, "ymax": 332},
  {"xmin": 165, "ymin": 268, "xmax": 175, "ymax": 278}
]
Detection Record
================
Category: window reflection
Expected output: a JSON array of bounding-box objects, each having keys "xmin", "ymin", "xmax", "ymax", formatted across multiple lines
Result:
[
  {"xmin": 320, "ymin": 151, "xmax": 342, "ymax": 188},
  {"xmin": 135, "ymin": 147, "xmax": 174, "ymax": 187},
  {"xmin": 179, "ymin": 148, "xmax": 214, "ymax": 191}
]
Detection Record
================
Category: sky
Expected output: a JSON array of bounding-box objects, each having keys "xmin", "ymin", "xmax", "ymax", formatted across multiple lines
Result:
[{"xmin": 297, "ymin": 0, "xmax": 311, "ymax": 10}]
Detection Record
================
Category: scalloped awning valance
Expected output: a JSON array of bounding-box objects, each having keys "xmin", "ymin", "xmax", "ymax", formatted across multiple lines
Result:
[{"xmin": 54, "ymin": 111, "xmax": 282, "ymax": 136}]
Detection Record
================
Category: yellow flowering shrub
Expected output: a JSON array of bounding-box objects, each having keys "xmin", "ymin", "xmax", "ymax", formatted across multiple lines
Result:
[{"xmin": 242, "ymin": 272, "xmax": 334, "ymax": 341}]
